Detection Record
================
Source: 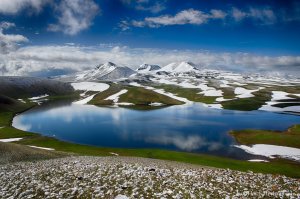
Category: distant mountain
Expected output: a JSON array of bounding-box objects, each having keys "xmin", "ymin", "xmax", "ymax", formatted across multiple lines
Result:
[
  {"xmin": 0, "ymin": 76, "xmax": 74, "ymax": 98},
  {"xmin": 159, "ymin": 62, "xmax": 199, "ymax": 73},
  {"xmin": 136, "ymin": 64, "xmax": 161, "ymax": 73},
  {"xmin": 60, "ymin": 62, "xmax": 136, "ymax": 81}
]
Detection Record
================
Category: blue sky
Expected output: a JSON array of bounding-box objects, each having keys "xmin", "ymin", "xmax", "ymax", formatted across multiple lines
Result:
[{"xmin": 0, "ymin": 0, "xmax": 300, "ymax": 76}]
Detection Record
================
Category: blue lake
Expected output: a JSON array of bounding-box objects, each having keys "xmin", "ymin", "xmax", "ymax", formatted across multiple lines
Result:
[{"xmin": 12, "ymin": 102, "xmax": 300, "ymax": 160}]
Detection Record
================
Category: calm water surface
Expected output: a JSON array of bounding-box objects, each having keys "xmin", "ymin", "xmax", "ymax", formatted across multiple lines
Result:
[{"xmin": 13, "ymin": 101, "xmax": 300, "ymax": 160}]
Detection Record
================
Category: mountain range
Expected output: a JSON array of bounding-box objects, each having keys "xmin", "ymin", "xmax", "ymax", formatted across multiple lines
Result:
[{"xmin": 56, "ymin": 61, "xmax": 199, "ymax": 82}]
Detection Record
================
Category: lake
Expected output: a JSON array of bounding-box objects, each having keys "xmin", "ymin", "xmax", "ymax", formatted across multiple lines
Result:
[{"xmin": 12, "ymin": 101, "xmax": 300, "ymax": 160}]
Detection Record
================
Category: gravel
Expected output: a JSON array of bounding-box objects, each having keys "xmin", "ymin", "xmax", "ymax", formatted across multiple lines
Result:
[{"xmin": 0, "ymin": 156, "xmax": 299, "ymax": 199}]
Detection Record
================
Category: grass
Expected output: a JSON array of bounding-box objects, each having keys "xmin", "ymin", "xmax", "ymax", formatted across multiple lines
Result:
[
  {"xmin": 0, "ymin": 97, "xmax": 35, "ymax": 126},
  {"xmin": 230, "ymin": 125, "xmax": 300, "ymax": 148},
  {"xmin": 89, "ymin": 82, "xmax": 300, "ymax": 112},
  {"xmin": 221, "ymin": 89, "xmax": 272, "ymax": 111},
  {"xmin": 89, "ymin": 83, "xmax": 183, "ymax": 107},
  {"xmin": 119, "ymin": 86, "xmax": 183, "ymax": 105},
  {"xmin": 0, "ymin": 112, "xmax": 14, "ymax": 126},
  {"xmin": 89, "ymin": 83, "xmax": 123, "ymax": 105},
  {"xmin": 6, "ymin": 132, "xmax": 298, "ymax": 178}
]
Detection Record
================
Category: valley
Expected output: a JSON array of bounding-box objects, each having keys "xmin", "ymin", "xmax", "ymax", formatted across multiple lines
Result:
[{"xmin": 0, "ymin": 62, "xmax": 300, "ymax": 198}]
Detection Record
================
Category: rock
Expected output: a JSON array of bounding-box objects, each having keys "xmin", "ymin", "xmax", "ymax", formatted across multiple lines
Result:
[{"xmin": 115, "ymin": 194, "xmax": 129, "ymax": 199}]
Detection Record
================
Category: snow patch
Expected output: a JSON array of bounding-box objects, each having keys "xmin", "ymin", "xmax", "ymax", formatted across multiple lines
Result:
[
  {"xmin": 0, "ymin": 138, "xmax": 23, "ymax": 142},
  {"xmin": 248, "ymin": 159, "xmax": 269, "ymax": 162},
  {"xmin": 270, "ymin": 91, "xmax": 293, "ymax": 101},
  {"xmin": 202, "ymin": 104, "xmax": 223, "ymax": 109},
  {"xmin": 219, "ymin": 80, "xmax": 230, "ymax": 88},
  {"xmin": 71, "ymin": 82, "xmax": 109, "ymax": 92},
  {"xmin": 159, "ymin": 62, "xmax": 197, "ymax": 73},
  {"xmin": 28, "ymin": 145, "xmax": 55, "ymax": 151},
  {"xmin": 259, "ymin": 91, "xmax": 300, "ymax": 113},
  {"xmin": 28, "ymin": 94, "xmax": 49, "ymax": 100},
  {"xmin": 73, "ymin": 94, "xmax": 97, "ymax": 105},
  {"xmin": 216, "ymin": 97, "xmax": 232, "ymax": 102},
  {"xmin": 259, "ymin": 103, "xmax": 300, "ymax": 113},
  {"xmin": 115, "ymin": 102, "xmax": 134, "ymax": 106},
  {"xmin": 18, "ymin": 99, "xmax": 26, "ymax": 103},
  {"xmin": 105, "ymin": 89, "xmax": 128, "ymax": 103},
  {"xmin": 149, "ymin": 102, "xmax": 164, "ymax": 106},
  {"xmin": 197, "ymin": 83, "xmax": 223, "ymax": 97},
  {"xmin": 234, "ymin": 144, "xmax": 300, "ymax": 161},
  {"xmin": 234, "ymin": 87, "xmax": 263, "ymax": 98},
  {"xmin": 109, "ymin": 152, "xmax": 119, "ymax": 156},
  {"xmin": 153, "ymin": 89, "xmax": 191, "ymax": 103},
  {"xmin": 200, "ymin": 89, "xmax": 223, "ymax": 97}
]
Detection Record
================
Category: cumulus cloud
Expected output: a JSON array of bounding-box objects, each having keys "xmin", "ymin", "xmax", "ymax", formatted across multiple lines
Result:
[
  {"xmin": 1, "ymin": 44, "xmax": 300, "ymax": 76},
  {"xmin": 0, "ymin": 22, "xmax": 28, "ymax": 54},
  {"xmin": 0, "ymin": 0, "xmax": 50, "ymax": 15},
  {"xmin": 48, "ymin": 0, "xmax": 99, "ymax": 35}
]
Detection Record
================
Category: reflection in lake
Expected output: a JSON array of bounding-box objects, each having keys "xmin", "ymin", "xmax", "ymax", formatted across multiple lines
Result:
[{"xmin": 13, "ymin": 102, "xmax": 300, "ymax": 160}]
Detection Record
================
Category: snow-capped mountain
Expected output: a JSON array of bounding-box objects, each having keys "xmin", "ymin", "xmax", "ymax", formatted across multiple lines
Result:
[
  {"xmin": 158, "ymin": 62, "xmax": 199, "ymax": 73},
  {"xmin": 136, "ymin": 64, "xmax": 161, "ymax": 73},
  {"xmin": 58, "ymin": 62, "xmax": 136, "ymax": 82}
]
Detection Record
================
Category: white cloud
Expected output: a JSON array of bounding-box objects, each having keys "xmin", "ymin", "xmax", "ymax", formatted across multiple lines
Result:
[
  {"xmin": 135, "ymin": 2, "xmax": 166, "ymax": 13},
  {"xmin": 48, "ymin": 0, "xmax": 99, "ymax": 35},
  {"xmin": 232, "ymin": 7, "xmax": 247, "ymax": 21},
  {"xmin": 0, "ymin": 22, "xmax": 28, "ymax": 54},
  {"xmin": 232, "ymin": 7, "xmax": 277, "ymax": 24},
  {"xmin": 249, "ymin": 7, "xmax": 277, "ymax": 24},
  {"xmin": 145, "ymin": 134, "xmax": 207, "ymax": 151},
  {"xmin": 144, "ymin": 133, "xmax": 223, "ymax": 151},
  {"xmin": 121, "ymin": 0, "xmax": 166, "ymax": 13},
  {"xmin": 130, "ymin": 9, "xmax": 226, "ymax": 28},
  {"xmin": 210, "ymin": 9, "xmax": 227, "ymax": 19},
  {"xmin": 1, "ymin": 44, "xmax": 300, "ymax": 76},
  {"xmin": 124, "ymin": 6, "xmax": 289, "ymax": 29},
  {"xmin": 0, "ymin": 0, "xmax": 49, "ymax": 15}
]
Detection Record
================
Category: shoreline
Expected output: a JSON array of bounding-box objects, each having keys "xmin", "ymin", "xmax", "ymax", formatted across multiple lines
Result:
[{"xmin": 1, "ymin": 98, "xmax": 300, "ymax": 178}]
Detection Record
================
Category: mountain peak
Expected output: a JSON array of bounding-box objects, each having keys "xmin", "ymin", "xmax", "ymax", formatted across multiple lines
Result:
[
  {"xmin": 95, "ymin": 62, "xmax": 116, "ymax": 69},
  {"xmin": 159, "ymin": 61, "xmax": 198, "ymax": 73},
  {"xmin": 137, "ymin": 63, "xmax": 161, "ymax": 72}
]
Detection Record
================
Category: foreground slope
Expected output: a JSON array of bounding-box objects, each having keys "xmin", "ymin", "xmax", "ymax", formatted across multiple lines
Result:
[
  {"xmin": 0, "ymin": 156, "xmax": 299, "ymax": 198},
  {"xmin": 0, "ymin": 142, "xmax": 65, "ymax": 164}
]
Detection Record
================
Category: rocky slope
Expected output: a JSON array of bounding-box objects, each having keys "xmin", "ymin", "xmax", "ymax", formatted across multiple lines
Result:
[
  {"xmin": 136, "ymin": 64, "xmax": 161, "ymax": 73},
  {"xmin": 0, "ymin": 76, "xmax": 74, "ymax": 98},
  {"xmin": 0, "ymin": 156, "xmax": 299, "ymax": 198}
]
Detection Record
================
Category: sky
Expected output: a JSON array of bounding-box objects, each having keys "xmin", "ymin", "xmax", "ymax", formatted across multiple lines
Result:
[{"xmin": 0, "ymin": 0, "xmax": 300, "ymax": 76}]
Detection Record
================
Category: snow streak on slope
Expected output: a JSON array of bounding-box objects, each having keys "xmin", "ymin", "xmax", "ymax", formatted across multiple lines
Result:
[
  {"xmin": 72, "ymin": 82, "xmax": 110, "ymax": 105},
  {"xmin": 105, "ymin": 89, "xmax": 128, "ymax": 103}
]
